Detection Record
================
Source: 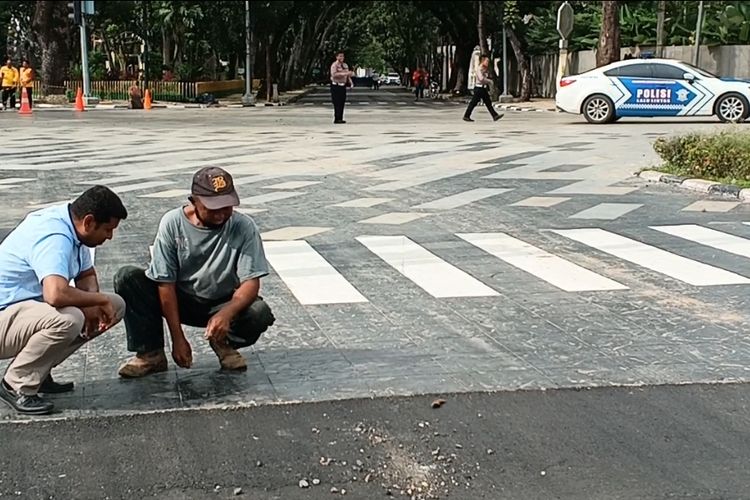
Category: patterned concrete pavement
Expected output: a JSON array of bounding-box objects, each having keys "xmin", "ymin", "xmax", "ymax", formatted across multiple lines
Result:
[{"xmin": 0, "ymin": 104, "xmax": 748, "ymax": 420}]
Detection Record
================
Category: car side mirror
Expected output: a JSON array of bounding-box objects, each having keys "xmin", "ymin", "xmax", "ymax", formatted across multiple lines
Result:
[{"xmin": 684, "ymin": 72, "xmax": 696, "ymax": 82}]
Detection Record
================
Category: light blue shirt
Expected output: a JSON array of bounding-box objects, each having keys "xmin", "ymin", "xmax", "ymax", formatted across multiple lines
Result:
[{"xmin": 0, "ymin": 204, "xmax": 93, "ymax": 310}]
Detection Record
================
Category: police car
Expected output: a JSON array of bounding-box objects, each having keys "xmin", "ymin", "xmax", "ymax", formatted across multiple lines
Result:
[{"xmin": 556, "ymin": 58, "xmax": 750, "ymax": 124}]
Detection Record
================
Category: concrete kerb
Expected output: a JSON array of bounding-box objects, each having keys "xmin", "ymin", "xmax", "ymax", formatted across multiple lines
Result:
[{"xmin": 638, "ymin": 169, "xmax": 750, "ymax": 201}]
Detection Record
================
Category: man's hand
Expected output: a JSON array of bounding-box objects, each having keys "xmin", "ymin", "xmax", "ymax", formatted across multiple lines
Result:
[
  {"xmin": 171, "ymin": 335, "xmax": 193, "ymax": 368},
  {"xmin": 79, "ymin": 298, "xmax": 118, "ymax": 340},
  {"xmin": 205, "ymin": 310, "xmax": 233, "ymax": 342}
]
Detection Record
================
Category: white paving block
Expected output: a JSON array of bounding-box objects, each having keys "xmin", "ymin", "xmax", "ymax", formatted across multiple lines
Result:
[
  {"xmin": 358, "ymin": 212, "xmax": 428, "ymax": 225},
  {"xmin": 111, "ymin": 180, "xmax": 175, "ymax": 194},
  {"xmin": 264, "ymin": 240, "xmax": 368, "ymax": 305},
  {"xmin": 138, "ymin": 189, "xmax": 190, "ymax": 199},
  {"xmin": 261, "ymin": 226, "xmax": 331, "ymax": 241},
  {"xmin": 263, "ymin": 181, "xmax": 321, "ymax": 190},
  {"xmin": 510, "ymin": 196, "xmax": 570, "ymax": 207},
  {"xmin": 569, "ymin": 203, "xmax": 643, "ymax": 220},
  {"xmin": 331, "ymin": 197, "xmax": 393, "ymax": 208},
  {"xmin": 651, "ymin": 224, "xmax": 750, "ymax": 259},
  {"xmin": 681, "ymin": 200, "xmax": 740, "ymax": 213},
  {"xmin": 457, "ymin": 232, "xmax": 627, "ymax": 292},
  {"xmin": 240, "ymin": 191, "xmax": 305, "ymax": 205},
  {"xmin": 413, "ymin": 188, "xmax": 511, "ymax": 210},
  {"xmin": 357, "ymin": 235, "xmax": 499, "ymax": 298},
  {"xmin": 553, "ymin": 228, "xmax": 750, "ymax": 286}
]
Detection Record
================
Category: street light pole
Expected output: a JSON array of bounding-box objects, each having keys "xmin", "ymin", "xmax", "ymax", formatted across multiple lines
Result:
[
  {"xmin": 80, "ymin": 10, "xmax": 91, "ymax": 100},
  {"xmin": 242, "ymin": 0, "xmax": 255, "ymax": 106},
  {"xmin": 694, "ymin": 0, "xmax": 704, "ymax": 66}
]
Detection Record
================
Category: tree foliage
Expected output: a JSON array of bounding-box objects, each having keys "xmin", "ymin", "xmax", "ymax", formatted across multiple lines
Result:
[{"xmin": 4, "ymin": 0, "xmax": 750, "ymax": 99}]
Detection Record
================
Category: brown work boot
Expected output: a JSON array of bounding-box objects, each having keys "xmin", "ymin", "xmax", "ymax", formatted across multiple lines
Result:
[
  {"xmin": 209, "ymin": 340, "xmax": 247, "ymax": 371},
  {"xmin": 118, "ymin": 350, "xmax": 168, "ymax": 378}
]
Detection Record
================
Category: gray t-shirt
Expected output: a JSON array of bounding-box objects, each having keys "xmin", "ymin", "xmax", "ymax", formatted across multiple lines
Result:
[{"xmin": 146, "ymin": 207, "xmax": 269, "ymax": 300}]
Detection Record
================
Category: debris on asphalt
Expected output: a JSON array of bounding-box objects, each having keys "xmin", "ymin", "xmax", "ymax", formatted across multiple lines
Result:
[
  {"xmin": 233, "ymin": 487, "xmax": 243, "ymax": 496},
  {"xmin": 299, "ymin": 479, "xmax": 309, "ymax": 488},
  {"xmin": 312, "ymin": 478, "xmax": 321, "ymax": 485},
  {"xmin": 431, "ymin": 399, "xmax": 446, "ymax": 409}
]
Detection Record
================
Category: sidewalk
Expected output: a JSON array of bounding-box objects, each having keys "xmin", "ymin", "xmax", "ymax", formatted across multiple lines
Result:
[{"xmin": 28, "ymin": 86, "xmax": 317, "ymax": 110}]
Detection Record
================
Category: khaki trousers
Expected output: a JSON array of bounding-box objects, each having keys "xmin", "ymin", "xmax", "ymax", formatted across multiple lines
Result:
[{"xmin": 0, "ymin": 293, "xmax": 125, "ymax": 395}]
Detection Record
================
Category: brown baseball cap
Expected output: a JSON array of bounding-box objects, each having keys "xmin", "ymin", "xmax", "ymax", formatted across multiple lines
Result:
[{"xmin": 191, "ymin": 167, "xmax": 240, "ymax": 210}]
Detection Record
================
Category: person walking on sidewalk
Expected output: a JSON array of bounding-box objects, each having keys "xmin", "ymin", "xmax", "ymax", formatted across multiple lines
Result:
[
  {"xmin": 114, "ymin": 167, "xmax": 275, "ymax": 378},
  {"xmin": 0, "ymin": 186, "xmax": 128, "ymax": 415},
  {"xmin": 19, "ymin": 59, "xmax": 34, "ymax": 108},
  {"xmin": 330, "ymin": 51, "xmax": 354, "ymax": 124},
  {"xmin": 463, "ymin": 54, "xmax": 503, "ymax": 122},
  {"xmin": 1, "ymin": 57, "xmax": 19, "ymax": 110}
]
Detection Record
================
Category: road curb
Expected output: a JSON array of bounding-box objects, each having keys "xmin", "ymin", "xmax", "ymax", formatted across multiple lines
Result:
[
  {"xmin": 494, "ymin": 103, "xmax": 558, "ymax": 113},
  {"xmin": 637, "ymin": 170, "xmax": 749, "ymax": 201}
]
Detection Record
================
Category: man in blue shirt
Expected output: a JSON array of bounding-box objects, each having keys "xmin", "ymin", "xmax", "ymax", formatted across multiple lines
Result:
[{"xmin": 0, "ymin": 186, "xmax": 128, "ymax": 415}]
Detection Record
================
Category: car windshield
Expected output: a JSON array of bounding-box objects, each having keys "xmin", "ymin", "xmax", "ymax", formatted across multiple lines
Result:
[{"xmin": 681, "ymin": 62, "xmax": 719, "ymax": 79}]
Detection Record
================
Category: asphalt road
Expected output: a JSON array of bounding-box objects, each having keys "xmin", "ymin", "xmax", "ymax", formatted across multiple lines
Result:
[{"xmin": 2, "ymin": 384, "xmax": 750, "ymax": 499}]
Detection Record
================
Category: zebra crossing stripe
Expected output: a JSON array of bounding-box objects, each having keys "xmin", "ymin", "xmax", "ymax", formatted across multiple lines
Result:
[
  {"xmin": 553, "ymin": 228, "xmax": 750, "ymax": 286},
  {"xmin": 264, "ymin": 240, "xmax": 368, "ymax": 305},
  {"xmin": 457, "ymin": 233, "xmax": 627, "ymax": 292},
  {"xmin": 651, "ymin": 224, "xmax": 750, "ymax": 259},
  {"xmin": 356, "ymin": 235, "xmax": 499, "ymax": 298}
]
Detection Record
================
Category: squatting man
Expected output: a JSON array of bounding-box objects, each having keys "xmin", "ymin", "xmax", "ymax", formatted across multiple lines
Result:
[{"xmin": 115, "ymin": 166, "xmax": 275, "ymax": 378}]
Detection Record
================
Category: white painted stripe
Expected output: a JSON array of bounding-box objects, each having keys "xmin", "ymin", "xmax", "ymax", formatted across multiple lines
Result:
[
  {"xmin": 553, "ymin": 228, "xmax": 750, "ymax": 286},
  {"xmin": 264, "ymin": 240, "xmax": 368, "ymax": 305},
  {"xmin": 651, "ymin": 224, "xmax": 750, "ymax": 259},
  {"xmin": 240, "ymin": 191, "xmax": 305, "ymax": 205},
  {"xmin": 357, "ymin": 235, "xmax": 498, "ymax": 298},
  {"xmin": 413, "ymin": 188, "xmax": 511, "ymax": 210},
  {"xmin": 111, "ymin": 180, "xmax": 174, "ymax": 194},
  {"xmin": 569, "ymin": 203, "xmax": 643, "ymax": 220},
  {"xmin": 138, "ymin": 189, "xmax": 190, "ymax": 199},
  {"xmin": 457, "ymin": 233, "xmax": 627, "ymax": 292}
]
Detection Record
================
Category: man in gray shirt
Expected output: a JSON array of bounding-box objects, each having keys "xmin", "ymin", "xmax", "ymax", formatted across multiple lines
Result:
[{"xmin": 114, "ymin": 167, "xmax": 275, "ymax": 377}]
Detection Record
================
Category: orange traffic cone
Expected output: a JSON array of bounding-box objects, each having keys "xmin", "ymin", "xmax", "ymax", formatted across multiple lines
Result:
[
  {"xmin": 74, "ymin": 87, "xmax": 85, "ymax": 111},
  {"xmin": 18, "ymin": 88, "xmax": 32, "ymax": 115},
  {"xmin": 144, "ymin": 89, "xmax": 152, "ymax": 110}
]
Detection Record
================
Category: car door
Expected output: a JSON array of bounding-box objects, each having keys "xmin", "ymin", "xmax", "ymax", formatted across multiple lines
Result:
[{"xmin": 605, "ymin": 62, "xmax": 693, "ymax": 117}]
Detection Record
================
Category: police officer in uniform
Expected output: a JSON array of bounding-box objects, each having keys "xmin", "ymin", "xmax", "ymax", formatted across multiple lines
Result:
[{"xmin": 330, "ymin": 52, "xmax": 354, "ymax": 124}]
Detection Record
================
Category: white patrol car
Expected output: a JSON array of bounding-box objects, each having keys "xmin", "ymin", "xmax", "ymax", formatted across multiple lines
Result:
[{"xmin": 556, "ymin": 58, "xmax": 750, "ymax": 124}]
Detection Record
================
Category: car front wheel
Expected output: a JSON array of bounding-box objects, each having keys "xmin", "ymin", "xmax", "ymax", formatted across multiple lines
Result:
[
  {"xmin": 582, "ymin": 94, "xmax": 616, "ymax": 124},
  {"xmin": 716, "ymin": 93, "xmax": 749, "ymax": 123}
]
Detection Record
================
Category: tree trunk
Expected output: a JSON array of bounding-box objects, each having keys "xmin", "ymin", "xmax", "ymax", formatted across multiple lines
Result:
[
  {"xmin": 596, "ymin": 0, "xmax": 620, "ymax": 67},
  {"xmin": 655, "ymin": 0, "xmax": 666, "ymax": 58},
  {"xmin": 162, "ymin": 28, "xmax": 172, "ymax": 67},
  {"xmin": 477, "ymin": 1, "xmax": 490, "ymax": 56},
  {"xmin": 449, "ymin": 42, "xmax": 473, "ymax": 94},
  {"xmin": 266, "ymin": 34, "xmax": 273, "ymax": 102},
  {"xmin": 31, "ymin": 1, "xmax": 70, "ymax": 95},
  {"xmin": 506, "ymin": 23, "xmax": 531, "ymax": 101}
]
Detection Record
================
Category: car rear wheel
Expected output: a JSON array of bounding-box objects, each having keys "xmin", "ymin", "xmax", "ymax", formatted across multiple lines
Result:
[
  {"xmin": 582, "ymin": 94, "xmax": 615, "ymax": 124},
  {"xmin": 716, "ymin": 93, "xmax": 749, "ymax": 123}
]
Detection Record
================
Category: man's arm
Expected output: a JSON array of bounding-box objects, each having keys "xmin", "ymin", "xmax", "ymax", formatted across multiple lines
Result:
[
  {"xmin": 75, "ymin": 267, "xmax": 99, "ymax": 293},
  {"xmin": 205, "ymin": 278, "xmax": 260, "ymax": 341},
  {"xmin": 221, "ymin": 278, "xmax": 260, "ymax": 319},
  {"xmin": 157, "ymin": 282, "xmax": 185, "ymax": 342},
  {"xmin": 42, "ymin": 275, "xmax": 111, "ymax": 308}
]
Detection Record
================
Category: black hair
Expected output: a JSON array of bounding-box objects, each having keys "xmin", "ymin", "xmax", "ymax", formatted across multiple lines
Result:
[
  {"xmin": 70, "ymin": 185, "xmax": 128, "ymax": 224},
  {"xmin": 479, "ymin": 54, "xmax": 490, "ymax": 61}
]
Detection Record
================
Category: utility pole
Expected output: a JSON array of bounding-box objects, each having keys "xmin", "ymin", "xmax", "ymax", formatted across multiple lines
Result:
[
  {"xmin": 656, "ymin": 0, "xmax": 666, "ymax": 58},
  {"xmin": 694, "ymin": 0, "xmax": 705, "ymax": 66},
  {"xmin": 242, "ymin": 0, "xmax": 255, "ymax": 106},
  {"xmin": 143, "ymin": 0, "xmax": 149, "ymax": 92},
  {"xmin": 79, "ymin": 8, "xmax": 91, "ymax": 101}
]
